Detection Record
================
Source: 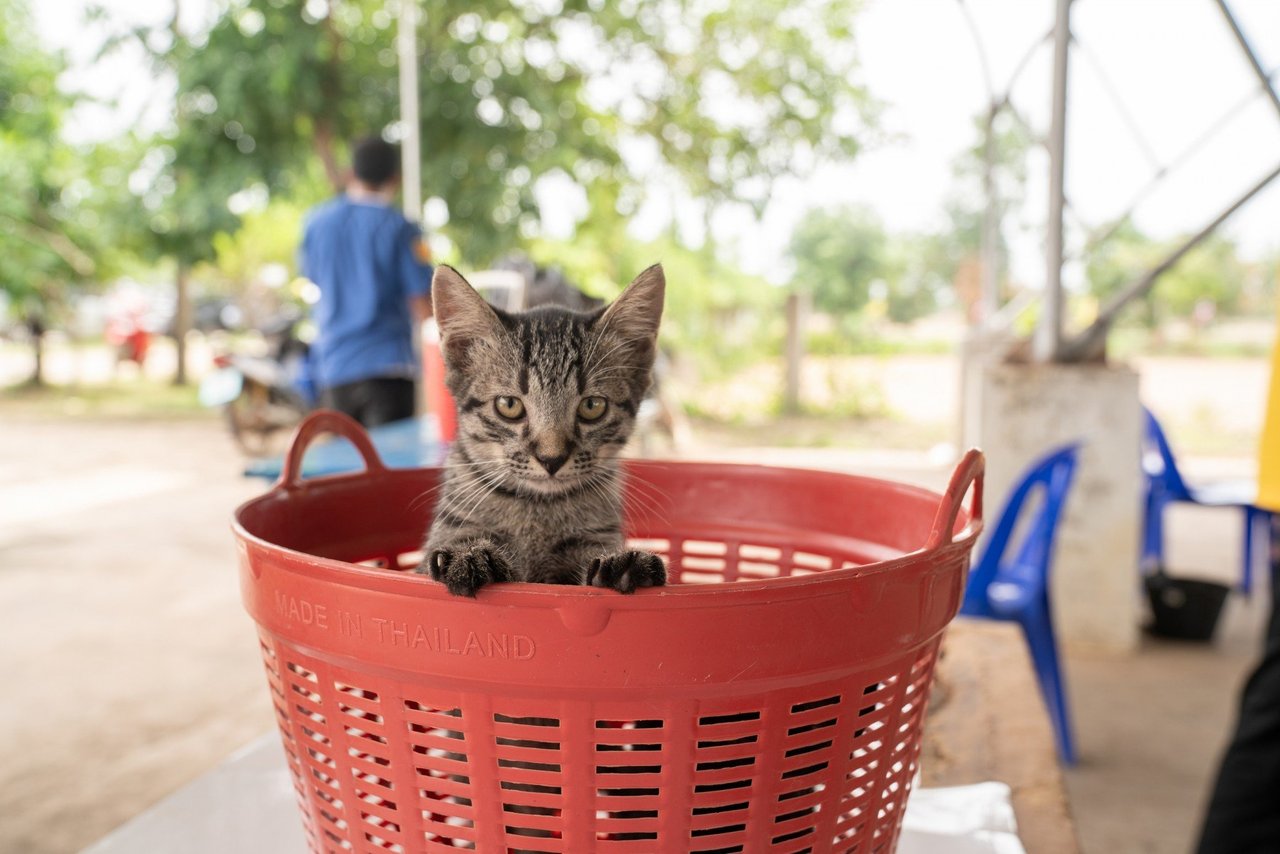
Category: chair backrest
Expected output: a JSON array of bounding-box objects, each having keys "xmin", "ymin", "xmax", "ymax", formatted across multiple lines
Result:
[
  {"xmin": 962, "ymin": 444, "xmax": 1080, "ymax": 615},
  {"xmin": 1142, "ymin": 407, "xmax": 1191, "ymax": 501}
]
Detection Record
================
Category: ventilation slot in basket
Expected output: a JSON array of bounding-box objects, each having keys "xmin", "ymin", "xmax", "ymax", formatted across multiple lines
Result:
[
  {"xmin": 593, "ymin": 718, "xmax": 664, "ymax": 842},
  {"xmin": 404, "ymin": 699, "xmax": 475, "ymax": 848},
  {"xmin": 828, "ymin": 651, "xmax": 938, "ymax": 854},
  {"xmin": 492, "ymin": 712, "xmax": 564, "ymax": 848},
  {"xmin": 332, "ymin": 682, "xmax": 404, "ymax": 850},
  {"xmin": 757, "ymin": 693, "xmax": 839, "ymax": 849},
  {"xmin": 686, "ymin": 708, "xmax": 761, "ymax": 849}
]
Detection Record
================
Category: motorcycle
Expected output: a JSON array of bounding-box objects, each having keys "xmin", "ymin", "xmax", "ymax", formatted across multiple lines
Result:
[{"xmin": 199, "ymin": 310, "xmax": 315, "ymax": 456}]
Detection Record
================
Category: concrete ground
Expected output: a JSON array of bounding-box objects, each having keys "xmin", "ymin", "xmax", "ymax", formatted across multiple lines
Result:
[
  {"xmin": 0, "ymin": 416, "xmax": 271, "ymax": 854},
  {"xmin": 0, "ymin": 414, "xmax": 1269, "ymax": 853}
]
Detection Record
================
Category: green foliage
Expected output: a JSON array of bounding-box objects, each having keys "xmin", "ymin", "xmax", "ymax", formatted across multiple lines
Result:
[
  {"xmin": 1084, "ymin": 218, "xmax": 1161, "ymax": 327},
  {"xmin": 1086, "ymin": 219, "xmax": 1248, "ymax": 327},
  {"xmin": 0, "ymin": 0, "xmax": 87, "ymax": 312},
  {"xmin": 804, "ymin": 328, "xmax": 953, "ymax": 357},
  {"xmin": 787, "ymin": 207, "xmax": 944, "ymax": 324},
  {"xmin": 529, "ymin": 223, "xmax": 783, "ymax": 378},
  {"xmin": 788, "ymin": 206, "xmax": 888, "ymax": 317},
  {"xmin": 128, "ymin": 0, "xmax": 876, "ymax": 265},
  {"xmin": 1159, "ymin": 237, "xmax": 1247, "ymax": 318},
  {"xmin": 934, "ymin": 111, "xmax": 1032, "ymax": 300},
  {"xmin": 205, "ymin": 200, "xmax": 306, "ymax": 290},
  {"xmin": 1, "ymin": 376, "xmax": 207, "ymax": 419}
]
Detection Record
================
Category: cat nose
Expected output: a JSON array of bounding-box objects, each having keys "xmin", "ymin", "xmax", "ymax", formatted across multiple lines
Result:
[{"xmin": 535, "ymin": 450, "xmax": 570, "ymax": 476}]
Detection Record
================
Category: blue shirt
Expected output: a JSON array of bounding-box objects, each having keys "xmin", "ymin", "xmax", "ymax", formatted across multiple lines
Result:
[{"xmin": 300, "ymin": 196, "xmax": 433, "ymax": 388}]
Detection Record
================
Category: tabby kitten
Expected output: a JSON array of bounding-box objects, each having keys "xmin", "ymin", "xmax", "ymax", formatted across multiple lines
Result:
[{"xmin": 417, "ymin": 264, "xmax": 667, "ymax": 597}]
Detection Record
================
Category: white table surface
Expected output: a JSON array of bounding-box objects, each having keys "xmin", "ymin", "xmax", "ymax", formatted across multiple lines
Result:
[{"xmin": 85, "ymin": 734, "xmax": 1025, "ymax": 854}]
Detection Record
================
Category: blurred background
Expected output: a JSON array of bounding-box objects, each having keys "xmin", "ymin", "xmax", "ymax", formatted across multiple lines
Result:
[{"xmin": 2, "ymin": 0, "xmax": 1279, "ymax": 852}]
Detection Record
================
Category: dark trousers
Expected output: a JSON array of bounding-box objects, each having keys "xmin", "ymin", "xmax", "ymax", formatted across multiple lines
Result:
[
  {"xmin": 320, "ymin": 377, "xmax": 416, "ymax": 429},
  {"xmin": 1197, "ymin": 514, "xmax": 1280, "ymax": 854}
]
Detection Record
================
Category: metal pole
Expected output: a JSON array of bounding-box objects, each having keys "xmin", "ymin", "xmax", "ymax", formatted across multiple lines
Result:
[
  {"xmin": 1035, "ymin": 0, "xmax": 1071, "ymax": 362},
  {"xmin": 980, "ymin": 103, "xmax": 1000, "ymax": 326},
  {"xmin": 397, "ymin": 0, "xmax": 422, "ymax": 222},
  {"xmin": 954, "ymin": 0, "xmax": 1000, "ymax": 327},
  {"xmin": 1061, "ymin": 159, "xmax": 1280, "ymax": 362},
  {"xmin": 1215, "ymin": 0, "xmax": 1280, "ymax": 122}
]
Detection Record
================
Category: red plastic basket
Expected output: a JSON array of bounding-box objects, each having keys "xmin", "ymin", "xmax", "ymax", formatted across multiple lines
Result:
[{"xmin": 234, "ymin": 411, "xmax": 984, "ymax": 854}]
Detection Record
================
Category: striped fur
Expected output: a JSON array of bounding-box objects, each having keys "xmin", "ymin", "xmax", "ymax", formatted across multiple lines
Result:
[{"xmin": 417, "ymin": 265, "xmax": 667, "ymax": 596}]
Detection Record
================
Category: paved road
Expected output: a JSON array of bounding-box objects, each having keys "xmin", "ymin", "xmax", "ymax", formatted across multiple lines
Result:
[{"xmin": 0, "ymin": 415, "xmax": 271, "ymax": 854}]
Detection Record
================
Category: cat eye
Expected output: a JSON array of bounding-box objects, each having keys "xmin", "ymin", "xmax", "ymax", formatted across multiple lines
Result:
[
  {"xmin": 494, "ymin": 396, "xmax": 525, "ymax": 420},
  {"xmin": 577, "ymin": 396, "xmax": 608, "ymax": 422}
]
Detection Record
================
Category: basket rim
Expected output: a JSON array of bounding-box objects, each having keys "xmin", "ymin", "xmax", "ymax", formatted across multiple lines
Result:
[{"xmin": 233, "ymin": 458, "xmax": 981, "ymax": 604}]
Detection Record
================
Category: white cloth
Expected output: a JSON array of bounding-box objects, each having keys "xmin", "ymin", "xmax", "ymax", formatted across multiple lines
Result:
[{"xmin": 898, "ymin": 782, "xmax": 1028, "ymax": 854}]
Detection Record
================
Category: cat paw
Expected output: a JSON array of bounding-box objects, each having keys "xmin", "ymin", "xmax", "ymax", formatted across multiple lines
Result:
[
  {"xmin": 587, "ymin": 551, "xmax": 666, "ymax": 594},
  {"xmin": 420, "ymin": 546, "xmax": 513, "ymax": 597}
]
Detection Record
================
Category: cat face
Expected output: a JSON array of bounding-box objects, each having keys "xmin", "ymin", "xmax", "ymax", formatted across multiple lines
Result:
[{"xmin": 432, "ymin": 264, "xmax": 664, "ymax": 496}]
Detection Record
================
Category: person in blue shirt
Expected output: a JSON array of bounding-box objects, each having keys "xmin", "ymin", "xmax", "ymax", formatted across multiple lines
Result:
[{"xmin": 300, "ymin": 135, "xmax": 433, "ymax": 427}]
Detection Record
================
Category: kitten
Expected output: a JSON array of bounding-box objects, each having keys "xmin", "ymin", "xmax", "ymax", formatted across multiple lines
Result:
[{"xmin": 417, "ymin": 264, "xmax": 667, "ymax": 597}]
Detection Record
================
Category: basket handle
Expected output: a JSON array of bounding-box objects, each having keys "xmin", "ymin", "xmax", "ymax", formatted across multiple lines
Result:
[
  {"xmin": 278, "ymin": 409, "xmax": 387, "ymax": 489},
  {"xmin": 926, "ymin": 448, "xmax": 985, "ymax": 549}
]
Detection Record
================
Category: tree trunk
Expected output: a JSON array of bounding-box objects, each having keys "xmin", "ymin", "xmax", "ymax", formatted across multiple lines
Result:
[
  {"xmin": 171, "ymin": 3, "xmax": 193, "ymax": 387},
  {"xmin": 783, "ymin": 291, "xmax": 808, "ymax": 415},
  {"xmin": 30, "ymin": 332, "xmax": 44, "ymax": 387},
  {"xmin": 26, "ymin": 314, "xmax": 46, "ymax": 387},
  {"xmin": 314, "ymin": 121, "xmax": 344, "ymax": 192},
  {"xmin": 173, "ymin": 263, "xmax": 192, "ymax": 386}
]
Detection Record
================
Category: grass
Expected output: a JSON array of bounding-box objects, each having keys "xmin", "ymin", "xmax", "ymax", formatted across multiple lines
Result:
[
  {"xmin": 1107, "ymin": 326, "xmax": 1276, "ymax": 360},
  {"xmin": 0, "ymin": 379, "xmax": 213, "ymax": 421},
  {"xmin": 687, "ymin": 413, "xmax": 952, "ymax": 451}
]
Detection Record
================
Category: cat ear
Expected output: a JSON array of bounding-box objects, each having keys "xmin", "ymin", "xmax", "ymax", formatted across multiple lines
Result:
[
  {"xmin": 431, "ymin": 265, "xmax": 504, "ymax": 367},
  {"xmin": 600, "ymin": 263, "xmax": 665, "ymax": 342}
]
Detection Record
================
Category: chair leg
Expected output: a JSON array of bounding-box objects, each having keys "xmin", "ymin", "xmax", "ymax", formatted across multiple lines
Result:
[
  {"xmin": 1142, "ymin": 492, "xmax": 1166, "ymax": 574},
  {"xmin": 1242, "ymin": 508, "xmax": 1257, "ymax": 597},
  {"xmin": 1019, "ymin": 605, "xmax": 1076, "ymax": 765}
]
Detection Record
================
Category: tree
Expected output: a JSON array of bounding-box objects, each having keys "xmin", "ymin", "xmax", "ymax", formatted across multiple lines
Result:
[
  {"xmin": 883, "ymin": 234, "xmax": 945, "ymax": 324},
  {"xmin": 936, "ymin": 111, "xmax": 1032, "ymax": 318},
  {"xmin": 1086, "ymin": 219, "xmax": 1247, "ymax": 329},
  {"xmin": 522, "ymin": 173, "xmax": 783, "ymax": 379},
  {"xmin": 1157, "ymin": 236, "xmax": 1246, "ymax": 323},
  {"xmin": 788, "ymin": 206, "xmax": 890, "ymax": 319},
  {"xmin": 127, "ymin": 0, "xmax": 876, "ymax": 265},
  {"xmin": 203, "ymin": 199, "xmax": 308, "ymax": 326},
  {"xmin": 1084, "ymin": 219, "xmax": 1162, "ymax": 328},
  {"xmin": 95, "ymin": 1, "xmax": 268, "ymax": 384},
  {"xmin": 0, "ymin": 0, "xmax": 95, "ymax": 384}
]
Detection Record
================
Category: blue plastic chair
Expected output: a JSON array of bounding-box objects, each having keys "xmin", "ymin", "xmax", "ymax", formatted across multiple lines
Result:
[
  {"xmin": 961, "ymin": 444, "xmax": 1081, "ymax": 765},
  {"xmin": 1141, "ymin": 407, "xmax": 1270, "ymax": 594}
]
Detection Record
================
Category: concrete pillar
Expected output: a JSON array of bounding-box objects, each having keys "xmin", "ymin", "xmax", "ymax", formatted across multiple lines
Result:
[{"xmin": 967, "ymin": 361, "xmax": 1143, "ymax": 653}]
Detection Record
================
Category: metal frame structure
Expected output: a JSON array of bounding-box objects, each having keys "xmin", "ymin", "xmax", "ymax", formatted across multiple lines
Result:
[
  {"xmin": 959, "ymin": 0, "xmax": 1280, "ymax": 363},
  {"xmin": 397, "ymin": 0, "xmax": 422, "ymax": 223}
]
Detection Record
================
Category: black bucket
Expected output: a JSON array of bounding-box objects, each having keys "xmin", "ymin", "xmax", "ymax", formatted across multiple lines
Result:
[{"xmin": 1144, "ymin": 571, "xmax": 1231, "ymax": 642}]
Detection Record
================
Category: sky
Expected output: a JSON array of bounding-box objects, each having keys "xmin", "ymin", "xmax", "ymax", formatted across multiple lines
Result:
[{"xmin": 31, "ymin": 0, "xmax": 1280, "ymax": 288}]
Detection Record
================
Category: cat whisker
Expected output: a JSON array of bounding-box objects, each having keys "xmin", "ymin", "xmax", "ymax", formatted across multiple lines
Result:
[
  {"xmin": 579, "ymin": 311, "xmax": 618, "ymax": 373},
  {"xmin": 408, "ymin": 461, "xmax": 511, "ymax": 512},
  {"xmin": 619, "ymin": 474, "xmax": 671, "ymax": 526},
  {"xmin": 436, "ymin": 469, "xmax": 506, "ymax": 517},
  {"xmin": 623, "ymin": 488, "xmax": 666, "ymax": 527},
  {"xmin": 454, "ymin": 470, "xmax": 509, "ymax": 527},
  {"xmin": 428, "ymin": 470, "xmax": 498, "ymax": 512},
  {"xmin": 585, "ymin": 335, "xmax": 651, "ymax": 375}
]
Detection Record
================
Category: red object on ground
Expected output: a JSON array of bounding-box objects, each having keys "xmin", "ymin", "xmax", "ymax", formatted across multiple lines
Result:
[
  {"xmin": 125, "ymin": 329, "xmax": 150, "ymax": 365},
  {"xmin": 105, "ymin": 309, "xmax": 150, "ymax": 365},
  {"xmin": 422, "ymin": 333, "xmax": 457, "ymax": 442},
  {"xmin": 235, "ymin": 410, "xmax": 984, "ymax": 853}
]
